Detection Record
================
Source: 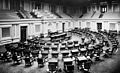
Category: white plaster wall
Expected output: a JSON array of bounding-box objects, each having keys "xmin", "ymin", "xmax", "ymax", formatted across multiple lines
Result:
[
  {"xmin": 108, "ymin": 22, "xmax": 117, "ymax": 31},
  {"xmin": 16, "ymin": 24, "xmax": 20, "ymax": 38},
  {"xmin": 28, "ymin": 23, "xmax": 34, "ymax": 36},
  {"xmin": 102, "ymin": 21, "xmax": 107, "ymax": 31},
  {"xmin": 34, "ymin": 23, "xmax": 41, "ymax": 36},
  {"xmin": 58, "ymin": 21, "xmax": 62, "ymax": 32},
  {"xmin": 64, "ymin": 21, "xmax": 68, "ymax": 31},
  {"xmin": 42, "ymin": 22, "xmax": 48, "ymax": 34},
  {"xmin": 74, "ymin": 20, "xmax": 79, "ymax": 28},
  {"xmin": 81, "ymin": 21, "xmax": 86, "ymax": 29},
  {"xmin": 116, "ymin": 23, "xmax": 119, "ymax": 32},
  {"xmin": 11, "ymin": 25, "xmax": 15, "ymax": 38},
  {"xmin": 51, "ymin": 22, "xmax": 56, "ymax": 32},
  {"xmin": 90, "ymin": 21, "xmax": 97, "ymax": 31},
  {"xmin": 118, "ymin": 23, "xmax": 120, "ymax": 31}
]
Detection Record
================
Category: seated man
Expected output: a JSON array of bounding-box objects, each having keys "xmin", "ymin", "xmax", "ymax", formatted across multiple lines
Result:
[
  {"xmin": 24, "ymin": 54, "xmax": 34, "ymax": 66},
  {"xmin": 37, "ymin": 58, "xmax": 44, "ymax": 67},
  {"xmin": 4, "ymin": 51, "xmax": 12, "ymax": 61},
  {"xmin": 12, "ymin": 52, "xmax": 22, "ymax": 64}
]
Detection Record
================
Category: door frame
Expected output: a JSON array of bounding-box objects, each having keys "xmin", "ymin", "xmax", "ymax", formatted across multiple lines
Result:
[
  {"xmin": 20, "ymin": 26, "xmax": 27, "ymax": 42},
  {"xmin": 97, "ymin": 23, "xmax": 102, "ymax": 31},
  {"xmin": 62, "ymin": 23, "xmax": 65, "ymax": 32},
  {"xmin": 20, "ymin": 24, "xmax": 28, "ymax": 42}
]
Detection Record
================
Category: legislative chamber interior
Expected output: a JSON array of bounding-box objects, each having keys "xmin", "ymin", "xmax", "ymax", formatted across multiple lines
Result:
[{"xmin": 0, "ymin": 0, "xmax": 120, "ymax": 73}]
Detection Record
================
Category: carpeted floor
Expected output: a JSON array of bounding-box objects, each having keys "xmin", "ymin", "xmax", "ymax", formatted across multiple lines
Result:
[
  {"xmin": 0, "ymin": 34, "xmax": 120, "ymax": 73},
  {"xmin": 90, "ymin": 36, "xmax": 120, "ymax": 73}
]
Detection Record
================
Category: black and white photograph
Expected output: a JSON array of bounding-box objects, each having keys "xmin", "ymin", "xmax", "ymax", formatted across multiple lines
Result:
[{"xmin": 0, "ymin": 0, "xmax": 120, "ymax": 73}]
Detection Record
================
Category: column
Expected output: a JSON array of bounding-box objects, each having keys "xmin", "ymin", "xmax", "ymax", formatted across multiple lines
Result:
[
  {"xmin": 41, "ymin": 2, "xmax": 44, "ymax": 10},
  {"xmin": 0, "ymin": 28, "xmax": 2, "ymax": 40},
  {"xmin": 116, "ymin": 23, "xmax": 119, "ymax": 33},
  {"xmin": 119, "ymin": 3, "xmax": 120, "ymax": 12},
  {"xmin": 29, "ymin": 1, "xmax": 32, "ymax": 11},
  {"xmin": 8, "ymin": 0, "xmax": 10, "ymax": 10},
  {"xmin": 2, "ymin": 0, "xmax": 5, "ymax": 9},
  {"xmin": 90, "ymin": 6, "xmax": 93, "ymax": 12},
  {"xmin": 118, "ymin": 23, "xmax": 120, "ymax": 32},
  {"xmin": 95, "ymin": 4, "xmax": 97, "ymax": 11},
  {"xmin": 56, "ymin": 5, "xmax": 60, "ymax": 12},
  {"xmin": 0, "ymin": 0, "xmax": 3, "ymax": 9},
  {"xmin": 116, "ymin": 4, "xmax": 119, "ymax": 12},
  {"xmin": 48, "ymin": 4, "xmax": 50, "ymax": 11},
  {"xmin": 112, "ymin": 4, "xmax": 114, "ymax": 12}
]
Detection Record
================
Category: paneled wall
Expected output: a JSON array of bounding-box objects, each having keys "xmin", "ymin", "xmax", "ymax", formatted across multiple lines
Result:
[{"xmin": 0, "ymin": 18, "xmax": 120, "ymax": 45}]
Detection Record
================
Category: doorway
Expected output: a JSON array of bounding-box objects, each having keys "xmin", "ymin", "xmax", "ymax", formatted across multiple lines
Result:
[
  {"xmin": 97, "ymin": 23, "xmax": 102, "ymax": 31},
  {"xmin": 20, "ymin": 26, "xmax": 27, "ymax": 42},
  {"xmin": 62, "ymin": 23, "xmax": 65, "ymax": 32}
]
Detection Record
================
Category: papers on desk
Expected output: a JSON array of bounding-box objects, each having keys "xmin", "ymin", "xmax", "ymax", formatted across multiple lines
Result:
[
  {"xmin": 63, "ymin": 58, "xmax": 73, "ymax": 62},
  {"xmin": 88, "ymin": 47, "xmax": 94, "ymax": 50},
  {"xmin": 51, "ymin": 33, "xmax": 67, "ymax": 38},
  {"xmin": 71, "ymin": 49, "xmax": 79, "ymax": 52},
  {"xmin": 41, "ymin": 51, "xmax": 49, "ymax": 54},
  {"xmin": 41, "ymin": 38, "xmax": 51, "ymax": 41},
  {"xmin": 61, "ymin": 50, "xmax": 69, "ymax": 53},
  {"xmin": 49, "ymin": 58, "xmax": 58, "ymax": 63},
  {"xmin": 68, "ymin": 44, "xmax": 74, "ymax": 47},
  {"xmin": 60, "ymin": 45, "xmax": 66, "ymax": 48},
  {"xmin": 51, "ymin": 45, "xmax": 58, "ymax": 48},
  {"xmin": 77, "ymin": 56, "xmax": 88, "ymax": 61},
  {"xmin": 80, "ymin": 48, "xmax": 87, "ymax": 51},
  {"xmin": 74, "ymin": 44, "xmax": 79, "ymax": 47},
  {"xmin": 102, "ymin": 47, "xmax": 109, "ymax": 51},
  {"xmin": 51, "ymin": 51, "xmax": 59, "ymax": 54}
]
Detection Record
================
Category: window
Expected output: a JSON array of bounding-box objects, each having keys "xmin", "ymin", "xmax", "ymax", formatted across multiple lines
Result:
[
  {"xmin": 110, "ymin": 23, "xmax": 115, "ymax": 30},
  {"xmin": 97, "ymin": 23, "xmax": 102, "ymax": 31},
  {"xmin": 2, "ymin": 27, "xmax": 10, "ymax": 38},
  {"xmin": 101, "ymin": 5, "xmax": 107, "ymax": 13},
  {"xmin": 35, "ymin": 25, "xmax": 40, "ymax": 32}
]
